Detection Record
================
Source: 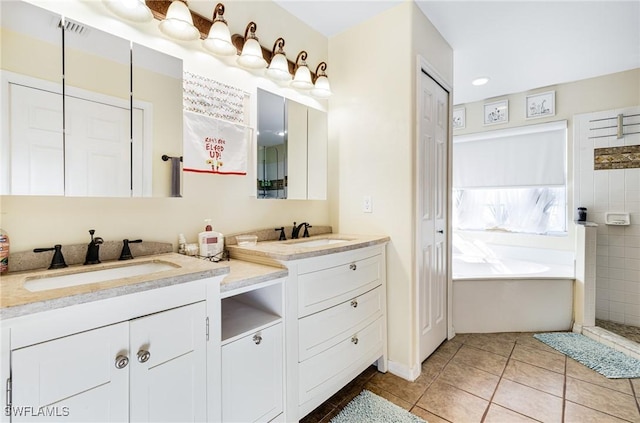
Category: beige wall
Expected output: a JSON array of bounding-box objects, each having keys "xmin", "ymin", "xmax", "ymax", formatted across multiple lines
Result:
[
  {"xmin": 1, "ymin": 0, "xmax": 330, "ymax": 252},
  {"xmin": 453, "ymin": 68, "xmax": 640, "ymax": 252},
  {"xmin": 329, "ymin": 0, "xmax": 453, "ymax": 373}
]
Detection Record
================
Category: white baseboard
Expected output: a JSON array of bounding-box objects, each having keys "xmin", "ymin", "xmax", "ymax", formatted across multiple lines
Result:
[{"xmin": 387, "ymin": 359, "xmax": 421, "ymax": 382}]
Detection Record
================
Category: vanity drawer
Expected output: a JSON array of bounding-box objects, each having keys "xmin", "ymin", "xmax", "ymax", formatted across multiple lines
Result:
[
  {"xmin": 298, "ymin": 317, "xmax": 384, "ymax": 405},
  {"xmin": 298, "ymin": 286, "xmax": 382, "ymax": 361},
  {"xmin": 297, "ymin": 254, "xmax": 381, "ymax": 317}
]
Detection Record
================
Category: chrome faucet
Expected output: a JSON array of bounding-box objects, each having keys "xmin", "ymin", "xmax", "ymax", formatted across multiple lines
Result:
[
  {"xmin": 291, "ymin": 222, "xmax": 312, "ymax": 239},
  {"xmin": 84, "ymin": 229, "xmax": 104, "ymax": 265}
]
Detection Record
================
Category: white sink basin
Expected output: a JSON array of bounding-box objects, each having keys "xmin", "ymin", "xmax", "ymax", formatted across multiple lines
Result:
[
  {"xmin": 24, "ymin": 261, "xmax": 178, "ymax": 292},
  {"xmin": 284, "ymin": 238, "xmax": 349, "ymax": 248}
]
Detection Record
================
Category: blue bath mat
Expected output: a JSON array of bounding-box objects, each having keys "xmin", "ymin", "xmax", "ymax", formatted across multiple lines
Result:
[
  {"xmin": 533, "ymin": 332, "xmax": 640, "ymax": 379},
  {"xmin": 330, "ymin": 390, "xmax": 426, "ymax": 423}
]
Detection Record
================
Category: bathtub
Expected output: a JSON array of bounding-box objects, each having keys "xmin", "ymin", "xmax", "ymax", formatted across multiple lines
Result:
[{"xmin": 452, "ymin": 242, "xmax": 575, "ymax": 333}]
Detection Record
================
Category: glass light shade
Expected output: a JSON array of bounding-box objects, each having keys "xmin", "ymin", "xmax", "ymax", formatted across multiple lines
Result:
[
  {"xmin": 291, "ymin": 65, "xmax": 313, "ymax": 90},
  {"xmin": 159, "ymin": 1, "xmax": 200, "ymax": 41},
  {"xmin": 237, "ymin": 38, "xmax": 267, "ymax": 69},
  {"xmin": 103, "ymin": 0, "xmax": 152, "ymax": 22},
  {"xmin": 266, "ymin": 53, "xmax": 291, "ymax": 82},
  {"xmin": 311, "ymin": 75, "xmax": 332, "ymax": 98},
  {"xmin": 203, "ymin": 21, "xmax": 235, "ymax": 56}
]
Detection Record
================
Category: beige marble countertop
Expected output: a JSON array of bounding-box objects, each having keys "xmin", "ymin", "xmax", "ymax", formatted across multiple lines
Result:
[
  {"xmin": 221, "ymin": 260, "xmax": 288, "ymax": 296},
  {"xmin": 227, "ymin": 233, "xmax": 390, "ymax": 264},
  {"xmin": 0, "ymin": 253, "xmax": 229, "ymax": 320}
]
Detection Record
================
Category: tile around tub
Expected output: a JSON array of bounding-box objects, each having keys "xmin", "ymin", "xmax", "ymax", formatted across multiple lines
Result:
[
  {"xmin": 492, "ymin": 379, "xmax": 563, "ymax": 422},
  {"xmin": 565, "ymin": 376, "xmax": 640, "ymax": 422}
]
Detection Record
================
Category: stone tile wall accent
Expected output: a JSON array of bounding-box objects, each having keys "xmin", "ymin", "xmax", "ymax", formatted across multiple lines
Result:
[{"xmin": 594, "ymin": 145, "xmax": 640, "ymax": 170}]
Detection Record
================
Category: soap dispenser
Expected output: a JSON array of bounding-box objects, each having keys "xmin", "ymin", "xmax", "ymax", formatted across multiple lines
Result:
[{"xmin": 198, "ymin": 219, "xmax": 224, "ymax": 258}]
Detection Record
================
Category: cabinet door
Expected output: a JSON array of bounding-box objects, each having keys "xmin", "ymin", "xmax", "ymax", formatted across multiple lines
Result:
[
  {"xmin": 222, "ymin": 323, "xmax": 283, "ymax": 423},
  {"xmin": 129, "ymin": 302, "xmax": 207, "ymax": 422},
  {"xmin": 11, "ymin": 322, "xmax": 129, "ymax": 422}
]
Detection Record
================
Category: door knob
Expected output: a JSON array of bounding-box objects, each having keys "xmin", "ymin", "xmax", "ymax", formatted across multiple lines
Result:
[
  {"xmin": 137, "ymin": 349, "xmax": 151, "ymax": 363},
  {"xmin": 115, "ymin": 354, "xmax": 129, "ymax": 369}
]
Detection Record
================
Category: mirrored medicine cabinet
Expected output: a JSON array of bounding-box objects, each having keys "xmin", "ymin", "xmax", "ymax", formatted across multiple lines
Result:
[
  {"xmin": 0, "ymin": 1, "xmax": 183, "ymax": 198},
  {"xmin": 257, "ymin": 88, "xmax": 327, "ymax": 200}
]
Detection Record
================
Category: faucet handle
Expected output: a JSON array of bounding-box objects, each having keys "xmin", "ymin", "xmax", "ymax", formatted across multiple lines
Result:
[
  {"xmin": 275, "ymin": 227, "xmax": 286, "ymax": 241},
  {"xmin": 34, "ymin": 244, "xmax": 68, "ymax": 269},
  {"xmin": 119, "ymin": 239, "xmax": 142, "ymax": 261},
  {"xmin": 303, "ymin": 223, "xmax": 312, "ymax": 238}
]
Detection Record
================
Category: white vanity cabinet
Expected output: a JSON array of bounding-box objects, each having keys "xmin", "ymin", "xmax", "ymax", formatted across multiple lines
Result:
[
  {"xmin": 221, "ymin": 279, "xmax": 284, "ymax": 423},
  {"xmin": 11, "ymin": 302, "xmax": 206, "ymax": 422},
  {"xmin": 1, "ymin": 271, "xmax": 223, "ymax": 423},
  {"xmin": 284, "ymin": 244, "xmax": 388, "ymax": 420}
]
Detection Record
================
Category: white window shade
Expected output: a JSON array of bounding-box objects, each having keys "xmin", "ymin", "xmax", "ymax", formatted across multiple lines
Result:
[{"xmin": 453, "ymin": 120, "xmax": 567, "ymax": 188}]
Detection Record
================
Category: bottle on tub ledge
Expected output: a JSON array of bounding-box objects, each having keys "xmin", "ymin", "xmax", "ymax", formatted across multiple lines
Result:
[
  {"xmin": 198, "ymin": 219, "xmax": 224, "ymax": 260},
  {"xmin": 0, "ymin": 229, "xmax": 9, "ymax": 275}
]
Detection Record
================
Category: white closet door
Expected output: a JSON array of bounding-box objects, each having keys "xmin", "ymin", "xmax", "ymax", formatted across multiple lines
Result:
[
  {"xmin": 9, "ymin": 83, "xmax": 64, "ymax": 195},
  {"xmin": 65, "ymin": 96, "xmax": 131, "ymax": 197},
  {"xmin": 417, "ymin": 71, "xmax": 449, "ymax": 362}
]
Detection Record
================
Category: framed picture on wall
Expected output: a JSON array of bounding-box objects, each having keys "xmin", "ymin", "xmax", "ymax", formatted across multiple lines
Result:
[
  {"xmin": 526, "ymin": 90, "xmax": 555, "ymax": 119},
  {"xmin": 453, "ymin": 107, "xmax": 466, "ymax": 130},
  {"xmin": 483, "ymin": 100, "xmax": 508, "ymax": 125}
]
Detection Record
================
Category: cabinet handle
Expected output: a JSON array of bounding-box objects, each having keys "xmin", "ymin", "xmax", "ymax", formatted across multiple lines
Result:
[
  {"xmin": 437, "ymin": 229, "xmax": 444, "ymax": 234},
  {"xmin": 351, "ymin": 299, "xmax": 358, "ymax": 308},
  {"xmin": 115, "ymin": 355, "xmax": 129, "ymax": 369},
  {"xmin": 137, "ymin": 350, "xmax": 151, "ymax": 363},
  {"xmin": 253, "ymin": 334, "xmax": 263, "ymax": 345},
  {"xmin": 349, "ymin": 263, "xmax": 357, "ymax": 271},
  {"xmin": 351, "ymin": 336, "xmax": 359, "ymax": 345}
]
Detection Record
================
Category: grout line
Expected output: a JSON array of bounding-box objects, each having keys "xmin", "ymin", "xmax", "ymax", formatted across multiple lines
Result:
[
  {"xmin": 630, "ymin": 379, "xmax": 640, "ymax": 417},
  {"xmin": 479, "ymin": 340, "xmax": 516, "ymax": 422}
]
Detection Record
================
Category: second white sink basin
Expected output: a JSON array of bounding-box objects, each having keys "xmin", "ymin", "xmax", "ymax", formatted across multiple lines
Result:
[
  {"xmin": 24, "ymin": 261, "xmax": 178, "ymax": 292},
  {"xmin": 284, "ymin": 238, "xmax": 349, "ymax": 248}
]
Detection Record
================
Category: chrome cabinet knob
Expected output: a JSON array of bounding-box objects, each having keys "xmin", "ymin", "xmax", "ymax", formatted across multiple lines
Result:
[
  {"xmin": 253, "ymin": 334, "xmax": 262, "ymax": 345},
  {"xmin": 115, "ymin": 354, "xmax": 129, "ymax": 369},
  {"xmin": 349, "ymin": 263, "xmax": 357, "ymax": 271},
  {"xmin": 350, "ymin": 299, "xmax": 358, "ymax": 308},
  {"xmin": 137, "ymin": 350, "xmax": 151, "ymax": 363},
  {"xmin": 351, "ymin": 336, "xmax": 359, "ymax": 345}
]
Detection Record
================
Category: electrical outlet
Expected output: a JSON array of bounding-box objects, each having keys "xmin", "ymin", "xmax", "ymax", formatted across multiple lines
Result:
[{"xmin": 363, "ymin": 195, "xmax": 372, "ymax": 213}]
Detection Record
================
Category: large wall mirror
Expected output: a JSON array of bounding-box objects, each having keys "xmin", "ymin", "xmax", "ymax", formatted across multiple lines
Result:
[
  {"xmin": 257, "ymin": 88, "xmax": 327, "ymax": 200},
  {"xmin": 0, "ymin": 1, "xmax": 183, "ymax": 198}
]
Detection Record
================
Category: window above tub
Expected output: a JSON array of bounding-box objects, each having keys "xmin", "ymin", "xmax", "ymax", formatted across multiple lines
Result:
[{"xmin": 453, "ymin": 121, "xmax": 568, "ymax": 236}]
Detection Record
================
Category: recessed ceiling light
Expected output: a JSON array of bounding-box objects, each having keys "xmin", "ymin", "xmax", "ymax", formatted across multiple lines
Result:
[{"xmin": 472, "ymin": 77, "xmax": 489, "ymax": 86}]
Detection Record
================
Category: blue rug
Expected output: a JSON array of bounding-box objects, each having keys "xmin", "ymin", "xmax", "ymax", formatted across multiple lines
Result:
[
  {"xmin": 330, "ymin": 390, "xmax": 426, "ymax": 423},
  {"xmin": 534, "ymin": 332, "xmax": 640, "ymax": 379}
]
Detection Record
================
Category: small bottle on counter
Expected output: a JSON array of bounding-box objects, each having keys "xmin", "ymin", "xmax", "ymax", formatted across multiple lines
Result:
[
  {"xmin": 178, "ymin": 233, "xmax": 187, "ymax": 254},
  {"xmin": 0, "ymin": 229, "xmax": 9, "ymax": 275}
]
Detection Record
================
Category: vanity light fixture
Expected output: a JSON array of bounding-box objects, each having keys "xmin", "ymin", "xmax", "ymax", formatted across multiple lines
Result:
[
  {"xmin": 103, "ymin": 0, "xmax": 152, "ymax": 22},
  {"xmin": 159, "ymin": 0, "xmax": 200, "ymax": 41},
  {"xmin": 311, "ymin": 62, "xmax": 331, "ymax": 98},
  {"xmin": 291, "ymin": 51, "xmax": 313, "ymax": 90},
  {"xmin": 237, "ymin": 22, "xmax": 267, "ymax": 69},
  {"xmin": 202, "ymin": 3, "xmax": 236, "ymax": 56},
  {"xmin": 265, "ymin": 38, "xmax": 292, "ymax": 82}
]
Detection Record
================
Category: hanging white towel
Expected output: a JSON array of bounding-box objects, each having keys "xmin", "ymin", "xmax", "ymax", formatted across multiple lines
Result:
[{"xmin": 183, "ymin": 111, "xmax": 248, "ymax": 175}]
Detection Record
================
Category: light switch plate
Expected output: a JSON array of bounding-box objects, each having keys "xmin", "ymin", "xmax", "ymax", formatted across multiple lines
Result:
[{"xmin": 363, "ymin": 195, "xmax": 372, "ymax": 213}]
